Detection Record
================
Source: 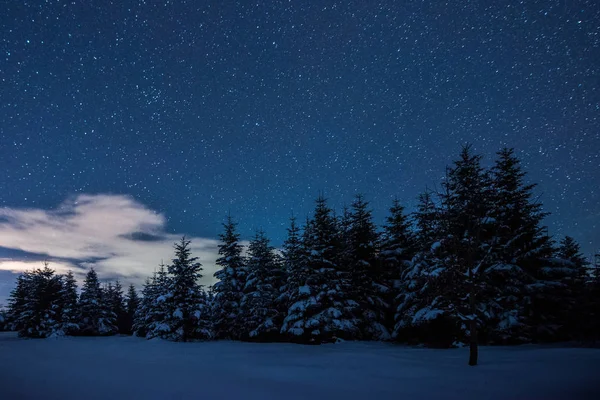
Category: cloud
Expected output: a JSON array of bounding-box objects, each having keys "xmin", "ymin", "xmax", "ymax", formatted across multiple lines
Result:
[{"xmin": 0, "ymin": 194, "xmax": 222, "ymax": 296}]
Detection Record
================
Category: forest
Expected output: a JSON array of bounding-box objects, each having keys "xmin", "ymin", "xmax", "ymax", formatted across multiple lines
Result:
[{"xmin": 2, "ymin": 146, "xmax": 599, "ymax": 350}]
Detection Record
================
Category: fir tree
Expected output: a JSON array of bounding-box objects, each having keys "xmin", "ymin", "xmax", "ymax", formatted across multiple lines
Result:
[
  {"xmin": 125, "ymin": 284, "xmax": 140, "ymax": 335},
  {"xmin": 163, "ymin": 237, "xmax": 211, "ymax": 341},
  {"xmin": 133, "ymin": 276, "xmax": 154, "ymax": 337},
  {"xmin": 484, "ymin": 147, "xmax": 552, "ymax": 343},
  {"xmin": 345, "ymin": 194, "xmax": 388, "ymax": 339},
  {"xmin": 58, "ymin": 270, "xmax": 80, "ymax": 335},
  {"xmin": 281, "ymin": 196, "xmax": 358, "ymax": 343},
  {"xmin": 7, "ymin": 273, "xmax": 31, "ymax": 332},
  {"xmin": 397, "ymin": 146, "xmax": 494, "ymax": 355},
  {"xmin": 279, "ymin": 216, "xmax": 304, "ymax": 311},
  {"xmin": 146, "ymin": 263, "xmax": 171, "ymax": 339},
  {"xmin": 240, "ymin": 230, "xmax": 283, "ymax": 341},
  {"xmin": 213, "ymin": 215, "xmax": 246, "ymax": 340},
  {"xmin": 79, "ymin": 268, "xmax": 115, "ymax": 336},
  {"xmin": 107, "ymin": 280, "xmax": 126, "ymax": 334},
  {"xmin": 380, "ymin": 198, "xmax": 416, "ymax": 339},
  {"xmin": 8, "ymin": 263, "xmax": 64, "ymax": 338}
]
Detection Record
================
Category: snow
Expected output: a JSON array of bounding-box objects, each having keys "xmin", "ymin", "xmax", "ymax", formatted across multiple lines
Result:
[
  {"xmin": 0, "ymin": 332, "xmax": 599, "ymax": 400},
  {"xmin": 298, "ymin": 285, "xmax": 311, "ymax": 294}
]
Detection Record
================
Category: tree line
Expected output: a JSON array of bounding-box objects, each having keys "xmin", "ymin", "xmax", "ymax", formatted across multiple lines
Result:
[{"xmin": 2, "ymin": 146, "xmax": 599, "ymax": 351}]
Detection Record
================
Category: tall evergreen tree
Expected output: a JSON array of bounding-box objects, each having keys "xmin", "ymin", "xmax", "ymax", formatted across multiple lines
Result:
[
  {"xmin": 8, "ymin": 263, "xmax": 64, "ymax": 338},
  {"xmin": 146, "ymin": 263, "xmax": 171, "ymax": 339},
  {"xmin": 345, "ymin": 194, "xmax": 388, "ymax": 339},
  {"xmin": 240, "ymin": 230, "xmax": 284, "ymax": 340},
  {"xmin": 58, "ymin": 270, "xmax": 80, "ymax": 335},
  {"xmin": 483, "ymin": 147, "xmax": 553, "ymax": 343},
  {"xmin": 79, "ymin": 268, "xmax": 115, "ymax": 336},
  {"xmin": 7, "ymin": 273, "xmax": 31, "ymax": 332},
  {"xmin": 125, "ymin": 284, "xmax": 140, "ymax": 335},
  {"xmin": 279, "ymin": 216, "xmax": 304, "ymax": 311},
  {"xmin": 213, "ymin": 215, "xmax": 246, "ymax": 339},
  {"xmin": 380, "ymin": 199, "xmax": 416, "ymax": 338},
  {"xmin": 133, "ymin": 276, "xmax": 155, "ymax": 337},
  {"xmin": 163, "ymin": 237, "xmax": 211, "ymax": 341},
  {"xmin": 106, "ymin": 280, "xmax": 126, "ymax": 334},
  {"xmin": 397, "ymin": 146, "xmax": 494, "ymax": 355},
  {"xmin": 282, "ymin": 196, "xmax": 358, "ymax": 343}
]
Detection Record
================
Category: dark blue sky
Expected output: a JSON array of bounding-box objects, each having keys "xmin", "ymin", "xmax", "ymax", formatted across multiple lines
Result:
[{"xmin": 1, "ymin": 0, "xmax": 599, "ymax": 265}]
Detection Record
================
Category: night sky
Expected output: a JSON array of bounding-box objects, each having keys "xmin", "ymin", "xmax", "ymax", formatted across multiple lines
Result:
[{"xmin": 1, "ymin": 0, "xmax": 599, "ymax": 302}]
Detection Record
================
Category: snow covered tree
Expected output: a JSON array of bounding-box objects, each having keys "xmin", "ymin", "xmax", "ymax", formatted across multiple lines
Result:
[
  {"xmin": 133, "ymin": 276, "xmax": 155, "ymax": 337},
  {"xmin": 281, "ymin": 195, "xmax": 359, "ymax": 343},
  {"xmin": 413, "ymin": 190, "xmax": 439, "ymax": 250},
  {"xmin": 536, "ymin": 236, "xmax": 590, "ymax": 340},
  {"xmin": 396, "ymin": 146, "xmax": 495, "ymax": 355},
  {"xmin": 11, "ymin": 264, "xmax": 65, "ymax": 338},
  {"xmin": 240, "ymin": 230, "xmax": 284, "ymax": 341},
  {"xmin": 79, "ymin": 268, "xmax": 116, "ymax": 336},
  {"xmin": 162, "ymin": 237, "xmax": 211, "ymax": 341},
  {"xmin": 7, "ymin": 273, "xmax": 30, "ymax": 332},
  {"xmin": 483, "ymin": 147, "xmax": 553, "ymax": 343},
  {"xmin": 145, "ymin": 263, "xmax": 171, "ymax": 339},
  {"xmin": 57, "ymin": 270, "xmax": 80, "ymax": 335},
  {"xmin": 213, "ymin": 215, "xmax": 246, "ymax": 340},
  {"xmin": 106, "ymin": 280, "xmax": 127, "ymax": 334},
  {"xmin": 279, "ymin": 216, "xmax": 305, "ymax": 311},
  {"xmin": 125, "ymin": 284, "xmax": 140, "ymax": 335},
  {"xmin": 344, "ymin": 194, "xmax": 388, "ymax": 340},
  {"xmin": 380, "ymin": 199, "xmax": 415, "ymax": 334}
]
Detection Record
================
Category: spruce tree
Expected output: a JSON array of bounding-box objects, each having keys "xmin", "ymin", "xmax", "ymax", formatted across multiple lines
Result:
[
  {"xmin": 485, "ymin": 147, "xmax": 552, "ymax": 343},
  {"xmin": 163, "ymin": 237, "xmax": 211, "ymax": 341},
  {"xmin": 397, "ymin": 146, "xmax": 494, "ymax": 354},
  {"xmin": 380, "ymin": 199, "xmax": 416, "ymax": 339},
  {"xmin": 133, "ymin": 276, "xmax": 155, "ymax": 337},
  {"xmin": 345, "ymin": 194, "xmax": 388, "ymax": 339},
  {"xmin": 79, "ymin": 268, "xmax": 115, "ymax": 336},
  {"xmin": 240, "ymin": 230, "xmax": 283, "ymax": 341},
  {"xmin": 8, "ymin": 263, "xmax": 64, "ymax": 338},
  {"xmin": 394, "ymin": 190, "xmax": 445, "ymax": 344},
  {"xmin": 58, "ymin": 270, "xmax": 80, "ymax": 335},
  {"xmin": 107, "ymin": 280, "xmax": 126, "ymax": 334},
  {"xmin": 7, "ymin": 273, "xmax": 31, "ymax": 332},
  {"xmin": 146, "ymin": 263, "xmax": 171, "ymax": 339},
  {"xmin": 281, "ymin": 196, "xmax": 358, "ymax": 343},
  {"xmin": 213, "ymin": 215, "xmax": 246, "ymax": 339},
  {"xmin": 125, "ymin": 284, "xmax": 140, "ymax": 335},
  {"xmin": 279, "ymin": 216, "xmax": 304, "ymax": 312},
  {"xmin": 548, "ymin": 236, "xmax": 589, "ymax": 340}
]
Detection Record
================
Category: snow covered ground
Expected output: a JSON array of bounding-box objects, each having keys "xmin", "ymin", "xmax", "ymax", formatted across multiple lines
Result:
[{"xmin": 1, "ymin": 332, "xmax": 598, "ymax": 400}]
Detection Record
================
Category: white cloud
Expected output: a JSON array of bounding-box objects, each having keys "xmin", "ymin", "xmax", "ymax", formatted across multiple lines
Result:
[{"xmin": 0, "ymin": 194, "xmax": 222, "ymax": 291}]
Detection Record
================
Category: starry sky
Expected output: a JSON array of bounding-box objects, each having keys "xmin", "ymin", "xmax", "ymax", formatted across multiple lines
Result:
[{"xmin": 0, "ymin": 0, "xmax": 599, "ymax": 303}]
